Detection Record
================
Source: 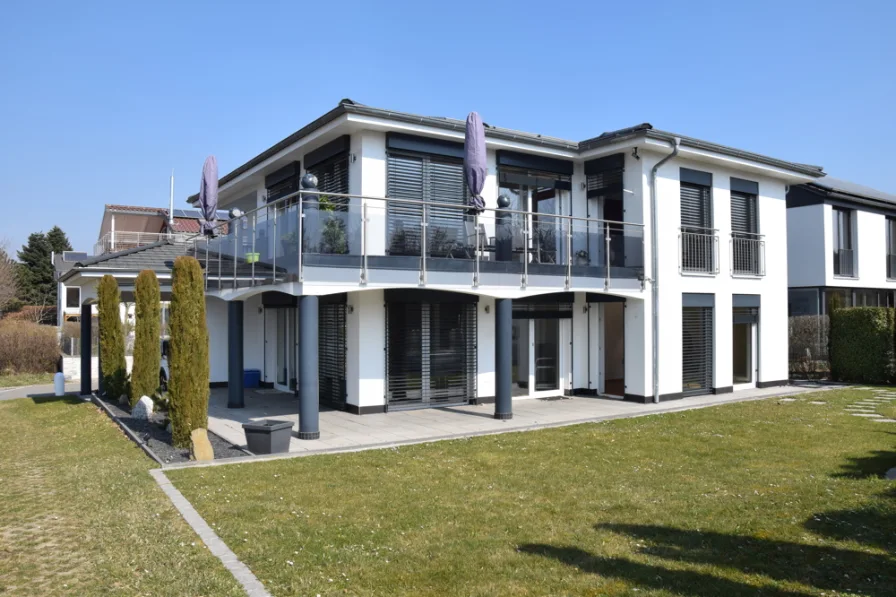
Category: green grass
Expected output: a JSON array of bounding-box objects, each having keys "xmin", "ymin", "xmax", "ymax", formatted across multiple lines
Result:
[
  {"xmin": 169, "ymin": 389, "xmax": 896, "ymax": 597},
  {"xmin": 0, "ymin": 396, "xmax": 243, "ymax": 597},
  {"xmin": 0, "ymin": 372, "xmax": 55, "ymax": 388}
]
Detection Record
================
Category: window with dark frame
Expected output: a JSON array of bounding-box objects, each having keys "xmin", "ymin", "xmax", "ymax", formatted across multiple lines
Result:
[
  {"xmin": 680, "ymin": 169, "xmax": 714, "ymax": 273},
  {"xmin": 832, "ymin": 207, "xmax": 854, "ymax": 277},
  {"xmin": 65, "ymin": 286, "xmax": 80, "ymax": 309}
]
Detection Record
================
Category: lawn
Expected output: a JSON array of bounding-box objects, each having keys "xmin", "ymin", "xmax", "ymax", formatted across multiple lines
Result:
[
  {"xmin": 0, "ymin": 395, "xmax": 243, "ymax": 597},
  {"xmin": 169, "ymin": 389, "xmax": 896, "ymax": 597},
  {"xmin": 0, "ymin": 372, "xmax": 55, "ymax": 388}
]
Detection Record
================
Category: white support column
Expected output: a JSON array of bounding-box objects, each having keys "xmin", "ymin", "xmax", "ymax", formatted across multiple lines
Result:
[{"xmin": 345, "ymin": 289, "xmax": 386, "ymax": 412}]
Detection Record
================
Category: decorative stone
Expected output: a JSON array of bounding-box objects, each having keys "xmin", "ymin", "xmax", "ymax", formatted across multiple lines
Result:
[
  {"xmin": 851, "ymin": 413, "xmax": 882, "ymax": 418},
  {"xmin": 887, "ymin": 467, "xmax": 896, "ymax": 480},
  {"xmin": 132, "ymin": 396, "xmax": 154, "ymax": 420},
  {"xmin": 190, "ymin": 428, "xmax": 215, "ymax": 461},
  {"xmin": 118, "ymin": 394, "xmax": 129, "ymax": 406},
  {"xmin": 808, "ymin": 401, "xmax": 826, "ymax": 405}
]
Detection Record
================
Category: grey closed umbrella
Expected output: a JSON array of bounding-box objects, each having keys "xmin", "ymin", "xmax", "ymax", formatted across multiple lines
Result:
[
  {"xmin": 199, "ymin": 156, "xmax": 219, "ymax": 236},
  {"xmin": 464, "ymin": 112, "xmax": 487, "ymax": 213}
]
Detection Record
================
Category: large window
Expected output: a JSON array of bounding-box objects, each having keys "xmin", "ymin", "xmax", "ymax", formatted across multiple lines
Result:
[
  {"xmin": 680, "ymin": 168, "xmax": 716, "ymax": 274},
  {"xmin": 682, "ymin": 294, "xmax": 714, "ymax": 396},
  {"xmin": 498, "ymin": 168, "xmax": 571, "ymax": 265},
  {"xmin": 832, "ymin": 207, "xmax": 854, "ymax": 277},
  {"xmin": 887, "ymin": 217, "xmax": 896, "ymax": 279},
  {"xmin": 730, "ymin": 178, "xmax": 763, "ymax": 276},
  {"xmin": 65, "ymin": 286, "xmax": 80, "ymax": 309}
]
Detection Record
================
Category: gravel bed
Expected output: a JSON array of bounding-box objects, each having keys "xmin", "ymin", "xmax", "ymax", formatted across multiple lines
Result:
[{"xmin": 100, "ymin": 398, "xmax": 248, "ymax": 463}]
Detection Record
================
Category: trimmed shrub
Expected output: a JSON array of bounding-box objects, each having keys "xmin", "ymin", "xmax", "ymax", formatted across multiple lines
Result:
[
  {"xmin": 98, "ymin": 275, "xmax": 128, "ymax": 399},
  {"xmin": 0, "ymin": 321, "xmax": 58, "ymax": 374},
  {"xmin": 788, "ymin": 315, "xmax": 829, "ymax": 379},
  {"xmin": 168, "ymin": 256, "xmax": 209, "ymax": 448},
  {"xmin": 829, "ymin": 307, "xmax": 894, "ymax": 383},
  {"xmin": 130, "ymin": 270, "xmax": 161, "ymax": 406}
]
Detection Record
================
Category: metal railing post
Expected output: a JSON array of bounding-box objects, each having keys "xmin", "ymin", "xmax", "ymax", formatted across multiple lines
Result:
[
  {"xmin": 474, "ymin": 212, "xmax": 480, "ymax": 287},
  {"xmin": 565, "ymin": 219, "xmax": 572, "ymax": 290},
  {"xmin": 271, "ymin": 204, "xmax": 277, "ymax": 284},
  {"xmin": 522, "ymin": 216, "xmax": 529, "ymax": 289},
  {"xmin": 360, "ymin": 202, "xmax": 368, "ymax": 284},
  {"xmin": 419, "ymin": 203, "xmax": 428, "ymax": 285},
  {"xmin": 233, "ymin": 225, "xmax": 239, "ymax": 289},
  {"xmin": 250, "ymin": 213, "xmax": 257, "ymax": 286},
  {"xmin": 298, "ymin": 199, "xmax": 304, "ymax": 283},
  {"xmin": 605, "ymin": 222, "xmax": 611, "ymax": 291}
]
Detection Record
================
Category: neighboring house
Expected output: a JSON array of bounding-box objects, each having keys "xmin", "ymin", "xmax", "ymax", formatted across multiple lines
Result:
[
  {"xmin": 70, "ymin": 100, "xmax": 825, "ymax": 439},
  {"xmin": 787, "ymin": 177, "xmax": 896, "ymax": 315}
]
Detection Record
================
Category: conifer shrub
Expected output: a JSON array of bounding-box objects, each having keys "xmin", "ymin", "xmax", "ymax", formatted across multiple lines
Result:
[
  {"xmin": 168, "ymin": 256, "xmax": 209, "ymax": 448},
  {"xmin": 97, "ymin": 275, "xmax": 128, "ymax": 399},
  {"xmin": 130, "ymin": 270, "xmax": 161, "ymax": 406}
]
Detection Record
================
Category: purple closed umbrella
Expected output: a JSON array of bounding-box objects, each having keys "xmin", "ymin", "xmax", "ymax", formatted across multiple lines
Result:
[
  {"xmin": 198, "ymin": 156, "xmax": 219, "ymax": 236},
  {"xmin": 464, "ymin": 112, "xmax": 486, "ymax": 213}
]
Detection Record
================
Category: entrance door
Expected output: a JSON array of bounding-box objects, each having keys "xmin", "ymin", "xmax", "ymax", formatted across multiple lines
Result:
[
  {"xmin": 733, "ymin": 307, "xmax": 758, "ymax": 389},
  {"xmin": 602, "ymin": 302, "xmax": 625, "ymax": 397},
  {"xmin": 512, "ymin": 314, "xmax": 568, "ymax": 398},
  {"xmin": 274, "ymin": 307, "xmax": 297, "ymax": 393}
]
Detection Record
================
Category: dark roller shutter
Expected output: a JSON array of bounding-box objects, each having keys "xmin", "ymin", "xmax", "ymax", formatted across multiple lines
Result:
[
  {"xmin": 731, "ymin": 191, "xmax": 757, "ymax": 234},
  {"xmin": 307, "ymin": 154, "xmax": 349, "ymax": 208},
  {"xmin": 318, "ymin": 301, "xmax": 346, "ymax": 408},
  {"xmin": 680, "ymin": 182, "xmax": 711, "ymax": 230},
  {"xmin": 385, "ymin": 299, "xmax": 477, "ymax": 409},
  {"xmin": 386, "ymin": 151, "xmax": 466, "ymax": 256},
  {"xmin": 386, "ymin": 153, "xmax": 425, "ymax": 255},
  {"xmin": 682, "ymin": 306, "xmax": 713, "ymax": 395}
]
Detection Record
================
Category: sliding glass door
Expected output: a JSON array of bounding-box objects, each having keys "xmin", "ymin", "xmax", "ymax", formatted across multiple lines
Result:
[{"xmin": 499, "ymin": 169, "xmax": 570, "ymax": 265}]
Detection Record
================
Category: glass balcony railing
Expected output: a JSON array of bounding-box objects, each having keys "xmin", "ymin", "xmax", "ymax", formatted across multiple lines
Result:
[{"xmin": 187, "ymin": 189, "xmax": 645, "ymax": 290}]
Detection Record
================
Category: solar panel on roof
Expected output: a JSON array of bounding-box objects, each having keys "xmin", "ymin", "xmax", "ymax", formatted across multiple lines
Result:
[{"xmin": 62, "ymin": 251, "xmax": 88, "ymax": 262}]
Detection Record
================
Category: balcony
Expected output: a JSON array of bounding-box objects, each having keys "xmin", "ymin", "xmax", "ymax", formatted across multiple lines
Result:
[
  {"xmin": 730, "ymin": 232, "xmax": 765, "ymax": 277},
  {"xmin": 187, "ymin": 190, "xmax": 645, "ymax": 291},
  {"xmin": 679, "ymin": 227, "xmax": 719, "ymax": 275},
  {"xmin": 94, "ymin": 231, "xmax": 190, "ymax": 255},
  {"xmin": 833, "ymin": 248, "xmax": 855, "ymax": 278}
]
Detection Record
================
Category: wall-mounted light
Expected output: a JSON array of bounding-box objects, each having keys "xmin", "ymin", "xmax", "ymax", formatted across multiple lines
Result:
[
  {"xmin": 347, "ymin": 305, "xmax": 354, "ymax": 314},
  {"xmin": 632, "ymin": 147, "xmax": 640, "ymax": 160},
  {"xmin": 580, "ymin": 181, "xmax": 587, "ymax": 190},
  {"xmin": 348, "ymin": 153, "xmax": 357, "ymax": 163},
  {"xmin": 484, "ymin": 304, "xmax": 490, "ymax": 314}
]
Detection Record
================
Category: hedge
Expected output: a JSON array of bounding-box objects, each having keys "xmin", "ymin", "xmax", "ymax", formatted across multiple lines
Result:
[
  {"xmin": 98, "ymin": 275, "xmax": 128, "ymax": 399},
  {"xmin": 168, "ymin": 256, "xmax": 209, "ymax": 448},
  {"xmin": 0, "ymin": 321, "xmax": 59, "ymax": 374},
  {"xmin": 129, "ymin": 270, "xmax": 161, "ymax": 406},
  {"xmin": 829, "ymin": 307, "xmax": 894, "ymax": 384}
]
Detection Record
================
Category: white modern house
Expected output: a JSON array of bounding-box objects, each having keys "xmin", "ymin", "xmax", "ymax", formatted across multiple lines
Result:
[
  {"xmin": 144, "ymin": 99, "xmax": 822, "ymax": 440},
  {"xmin": 787, "ymin": 177, "xmax": 896, "ymax": 314}
]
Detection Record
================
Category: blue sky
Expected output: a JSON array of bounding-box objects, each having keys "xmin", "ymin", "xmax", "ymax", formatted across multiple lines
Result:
[{"xmin": 1, "ymin": 0, "xmax": 894, "ymax": 254}]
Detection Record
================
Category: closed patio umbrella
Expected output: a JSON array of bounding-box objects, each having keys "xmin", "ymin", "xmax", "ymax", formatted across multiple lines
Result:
[
  {"xmin": 199, "ymin": 156, "xmax": 219, "ymax": 236},
  {"xmin": 464, "ymin": 112, "xmax": 487, "ymax": 213}
]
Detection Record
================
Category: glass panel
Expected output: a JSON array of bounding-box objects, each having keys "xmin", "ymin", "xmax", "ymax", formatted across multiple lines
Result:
[
  {"xmin": 512, "ymin": 319, "xmax": 529, "ymax": 396},
  {"xmin": 534, "ymin": 318, "xmax": 559, "ymax": 391},
  {"xmin": 732, "ymin": 322, "xmax": 752, "ymax": 384}
]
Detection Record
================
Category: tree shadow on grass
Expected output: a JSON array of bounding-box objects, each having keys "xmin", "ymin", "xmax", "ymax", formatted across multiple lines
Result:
[
  {"xmin": 832, "ymin": 446, "xmax": 896, "ymax": 479},
  {"xmin": 804, "ymin": 483, "xmax": 896, "ymax": 553},
  {"xmin": 581, "ymin": 523, "xmax": 894, "ymax": 596},
  {"xmin": 519, "ymin": 544, "xmax": 811, "ymax": 597}
]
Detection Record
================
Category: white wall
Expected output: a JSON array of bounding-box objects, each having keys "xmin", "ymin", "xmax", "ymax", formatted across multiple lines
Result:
[
  {"xmin": 206, "ymin": 297, "xmax": 228, "ymax": 383},
  {"xmin": 345, "ymin": 289, "xmax": 385, "ymax": 408},
  {"xmin": 476, "ymin": 297, "xmax": 496, "ymax": 398},
  {"xmin": 242, "ymin": 294, "xmax": 265, "ymax": 374}
]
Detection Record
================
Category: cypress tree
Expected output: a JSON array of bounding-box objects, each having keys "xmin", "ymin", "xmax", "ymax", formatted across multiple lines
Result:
[
  {"xmin": 130, "ymin": 270, "xmax": 161, "ymax": 406},
  {"xmin": 97, "ymin": 275, "xmax": 128, "ymax": 400},
  {"xmin": 169, "ymin": 256, "xmax": 209, "ymax": 448}
]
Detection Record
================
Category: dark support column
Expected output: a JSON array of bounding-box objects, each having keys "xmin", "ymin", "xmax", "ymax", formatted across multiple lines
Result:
[
  {"xmin": 80, "ymin": 304, "xmax": 92, "ymax": 396},
  {"xmin": 227, "ymin": 301, "xmax": 244, "ymax": 408},
  {"xmin": 97, "ymin": 314, "xmax": 104, "ymax": 396},
  {"xmin": 494, "ymin": 297, "xmax": 513, "ymax": 420},
  {"xmin": 298, "ymin": 295, "xmax": 320, "ymax": 439}
]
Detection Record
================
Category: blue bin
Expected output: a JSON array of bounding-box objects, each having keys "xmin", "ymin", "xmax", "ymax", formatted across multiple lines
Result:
[{"xmin": 243, "ymin": 369, "xmax": 261, "ymax": 389}]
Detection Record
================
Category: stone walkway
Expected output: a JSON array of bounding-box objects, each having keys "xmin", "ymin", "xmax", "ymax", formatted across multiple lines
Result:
[
  {"xmin": 843, "ymin": 390, "xmax": 896, "ymax": 423},
  {"xmin": 197, "ymin": 384, "xmax": 830, "ymax": 465}
]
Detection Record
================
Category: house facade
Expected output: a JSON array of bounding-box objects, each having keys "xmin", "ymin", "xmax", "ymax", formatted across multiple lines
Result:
[
  {"xmin": 787, "ymin": 177, "xmax": 896, "ymax": 315},
  {"xmin": 170, "ymin": 100, "xmax": 822, "ymax": 438}
]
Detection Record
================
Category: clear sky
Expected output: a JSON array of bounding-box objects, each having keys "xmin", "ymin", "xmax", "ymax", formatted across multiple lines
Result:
[{"xmin": 1, "ymin": 0, "xmax": 893, "ymax": 255}]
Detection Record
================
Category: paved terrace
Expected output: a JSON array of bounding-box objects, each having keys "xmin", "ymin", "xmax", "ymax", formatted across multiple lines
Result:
[{"xmin": 207, "ymin": 384, "xmax": 828, "ymax": 456}]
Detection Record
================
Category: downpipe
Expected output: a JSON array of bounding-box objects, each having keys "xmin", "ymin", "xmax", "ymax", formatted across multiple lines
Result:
[{"xmin": 650, "ymin": 137, "xmax": 680, "ymax": 403}]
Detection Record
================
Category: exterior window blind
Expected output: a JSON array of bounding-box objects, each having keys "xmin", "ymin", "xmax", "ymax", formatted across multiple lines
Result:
[
  {"xmin": 318, "ymin": 301, "xmax": 347, "ymax": 408},
  {"xmin": 730, "ymin": 191, "xmax": 757, "ymax": 234},
  {"xmin": 307, "ymin": 154, "xmax": 349, "ymax": 209},
  {"xmin": 682, "ymin": 306, "xmax": 713, "ymax": 395},
  {"xmin": 385, "ymin": 300, "xmax": 477, "ymax": 408},
  {"xmin": 680, "ymin": 182, "xmax": 712, "ymax": 230},
  {"xmin": 386, "ymin": 151, "xmax": 467, "ymax": 256}
]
